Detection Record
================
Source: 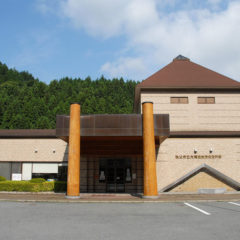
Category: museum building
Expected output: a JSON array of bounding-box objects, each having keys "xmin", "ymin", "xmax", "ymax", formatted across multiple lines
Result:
[{"xmin": 1, "ymin": 55, "xmax": 240, "ymax": 196}]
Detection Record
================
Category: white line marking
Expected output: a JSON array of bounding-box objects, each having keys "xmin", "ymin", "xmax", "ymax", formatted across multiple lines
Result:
[
  {"xmin": 229, "ymin": 202, "xmax": 240, "ymax": 207},
  {"xmin": 184, "ymin": 202, "xmax": 211, "ymax": 215}
]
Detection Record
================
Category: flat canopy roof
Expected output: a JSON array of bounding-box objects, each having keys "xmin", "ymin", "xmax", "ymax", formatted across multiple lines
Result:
[{"xmin": 56, "ymin": 114, "xmax": 169, "ymax": 138}]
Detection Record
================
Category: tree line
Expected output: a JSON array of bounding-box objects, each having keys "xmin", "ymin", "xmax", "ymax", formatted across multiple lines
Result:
[{"xmin": 0, "ymin": 61, "xmax": 138, "ymax": 129}]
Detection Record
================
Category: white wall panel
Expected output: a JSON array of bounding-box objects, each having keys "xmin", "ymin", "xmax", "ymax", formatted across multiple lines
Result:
[
  {"xmin": 32, "ymin": 163, "xmax": 58, "ymax": 173},
  {"xmin": 22, "ymin": 163, "xmax": 32, "ymax": 180}
]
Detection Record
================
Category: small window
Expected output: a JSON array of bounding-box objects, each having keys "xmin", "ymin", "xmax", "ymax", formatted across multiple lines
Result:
[
  {"xmin": 198, "ymin": 97, "xmax": 215, "ymax": 104},
  {"xmin": 170, "ymin": 97, "xmax": 188, "ymax": 104}
]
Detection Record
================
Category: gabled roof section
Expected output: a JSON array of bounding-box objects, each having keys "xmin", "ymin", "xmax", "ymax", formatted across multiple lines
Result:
[
  {"xmin": 138, "ymin": 55, "xmax": 240, "ymax": 88},
  {"xmin": 160, "ymin": 163, "xmax": 240, "ymax": 192},
  {"xmin": 134, "ymin": 55, "xmax": 240, "ymax": 112}
]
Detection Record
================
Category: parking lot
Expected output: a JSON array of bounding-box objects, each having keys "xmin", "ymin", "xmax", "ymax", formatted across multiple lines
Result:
[{"xmin": 0, "ymin": 201, "xmax": 240, "ymax": 240}]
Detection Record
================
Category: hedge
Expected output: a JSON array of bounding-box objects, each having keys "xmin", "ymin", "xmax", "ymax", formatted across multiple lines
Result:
[
  {"xmin": 0, "ymin": 181, "xmax": 67, "ymax": 192},
  {"xmin": 29, "ymin": 178, "xmax": 46, "ymax": 183},
  {"xmin": 0, "ymin": 176, "xmax": 6, "ymax": 181}
]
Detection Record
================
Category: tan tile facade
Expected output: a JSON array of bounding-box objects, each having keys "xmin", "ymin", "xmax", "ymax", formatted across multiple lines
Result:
[
  {"xmin": 156, "ymin": 138, "xmax": 240, "ymax": 191},
  {"xmin": 141, "ymin": 92, "xmax": 240, "ymax": 131},
  {"xmin": 171, "ymin": 171, "xmax": 234, "ymax": 192},
  {"xmin": 140, "ymin": 90, "xmax": 240, "ymax": 192},
  {"xmin": 0, "ymin": 139, "xmax": 67, "ymax": 162}
]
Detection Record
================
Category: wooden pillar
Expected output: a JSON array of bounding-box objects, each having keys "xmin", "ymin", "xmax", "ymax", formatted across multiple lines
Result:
[
  {"xmin": 142, "ymin": 102, "xmax": 158, "ymax": 198},
  {"xmin": 67, "ymin": 103, "xmax": 80, "ymax": 198}
]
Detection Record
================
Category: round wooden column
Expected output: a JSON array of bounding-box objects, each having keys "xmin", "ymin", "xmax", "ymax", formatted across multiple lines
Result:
[
  {"xmin": 142, "ymin": 102, "xmax": 158, "ymax": 198},
  {"xmin": 67, "ymin": 103, "xmax": 80, "ymax": 198}
]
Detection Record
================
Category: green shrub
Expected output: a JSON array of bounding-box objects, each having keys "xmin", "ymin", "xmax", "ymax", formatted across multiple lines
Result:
[
  {"xmin": 0, "ymin": 180, "xmax": 66, "ymax": 192},
  {"xmin": 29, "ymin": 178, "xmax": 46, "ymax": 183},
  {"xmin": 54, "ymin": 181, "xmax": 67, "ymax": 192},
  {"xmin": 0, "ymin": 176, "xmax": 6, "ymax": 181},
  {"xmin": 0, "ymin": 181, "xmax": 51, "ymax": 192}
]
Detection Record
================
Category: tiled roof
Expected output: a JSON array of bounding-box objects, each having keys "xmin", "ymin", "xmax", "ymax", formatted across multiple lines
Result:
[{"xmin": 138, "ymin": 55, "xmax": 240, "ymax": 88}]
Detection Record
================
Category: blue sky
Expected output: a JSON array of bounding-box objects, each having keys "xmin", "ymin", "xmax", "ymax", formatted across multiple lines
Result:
[{"xmin": 0, "ymin": 0, "xmax": 240, "ymax": 83}]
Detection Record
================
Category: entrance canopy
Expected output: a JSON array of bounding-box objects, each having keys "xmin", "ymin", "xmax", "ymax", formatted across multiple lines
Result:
[{"xmin": 56, "ymin": 114, "xmax": 169, "ymax": 155}]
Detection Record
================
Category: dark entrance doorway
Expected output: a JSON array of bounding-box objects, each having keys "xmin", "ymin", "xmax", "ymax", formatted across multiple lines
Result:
[{"xmin": 99, "ymin": 159, "xmax": 132, "ymax": 193}]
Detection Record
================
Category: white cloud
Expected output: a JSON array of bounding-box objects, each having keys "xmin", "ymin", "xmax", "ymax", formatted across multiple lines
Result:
[
  {"xmin": 101, "ymin": 57, "xmax": 147, "ymax": 79},
  {"xmin": 53, "ymin": 0, "xmax": 240, "ymax": 81},
  {"xmin": 61, "ymin": 0, "xmax": 129, "ymax": 38}
]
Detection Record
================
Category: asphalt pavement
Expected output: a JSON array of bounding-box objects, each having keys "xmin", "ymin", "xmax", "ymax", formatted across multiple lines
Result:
[{"xmin": 0, "ymin": 201, "xmax": 240, "ymax": 240}]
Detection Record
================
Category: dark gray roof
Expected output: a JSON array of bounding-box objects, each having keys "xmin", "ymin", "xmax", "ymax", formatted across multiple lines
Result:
[{"xmin": 174, "ymin": 55, "xmax": 190, "ymax": 61}]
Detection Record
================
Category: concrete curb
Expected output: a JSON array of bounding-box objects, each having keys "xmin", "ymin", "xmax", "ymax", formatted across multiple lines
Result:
[
  {"xmin": 1, "ymin": 198, "xmax": 240, "ymax": 203},
  {"xmin": 1, "ymin": 192, "xmax": 240, "ymax": 203},
  {"xmin": 0, "ymin": 191, "xmax": 63, "ymax": 195}
]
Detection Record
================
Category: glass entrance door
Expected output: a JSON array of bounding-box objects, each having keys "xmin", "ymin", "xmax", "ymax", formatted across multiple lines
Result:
[
  {"xmin": 106, "ymin": 159, "xmax": 125, "ymax": 193},
  {"xmin": 99, "ymin": 158, "xmax": 132, "ymax": 193}
]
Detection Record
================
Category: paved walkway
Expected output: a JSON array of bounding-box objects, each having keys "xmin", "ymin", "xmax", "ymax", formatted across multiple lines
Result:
[{"xmin": 0, "ymin": 192, "xmax": 240, "ymax": 202}]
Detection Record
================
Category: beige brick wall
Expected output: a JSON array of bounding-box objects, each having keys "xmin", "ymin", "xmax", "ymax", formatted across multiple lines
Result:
[
  {"xmin": 171, "ymin": 172, "xmax": 234, "ymax": 192},
  {"xmin": 156, "ymin": 138, "xmax": 240, "ymax": 191},
  {"xmin": 0, "ymin": 139, "xmax": 67, "ymax": 162},
  {"xmin": 141, "ymin": 92, "xmax": 240, "ymax": 131}
]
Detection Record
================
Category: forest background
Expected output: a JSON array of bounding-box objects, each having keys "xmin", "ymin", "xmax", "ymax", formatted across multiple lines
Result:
[{"xmin": 0, "ymin": 62, "xmax": 138, "ymax": 129}]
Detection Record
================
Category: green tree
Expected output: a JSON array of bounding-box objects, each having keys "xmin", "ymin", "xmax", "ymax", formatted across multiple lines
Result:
[{"xmin": 0, "ymin": 61, "xmax": 139, "ymax": 129}]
